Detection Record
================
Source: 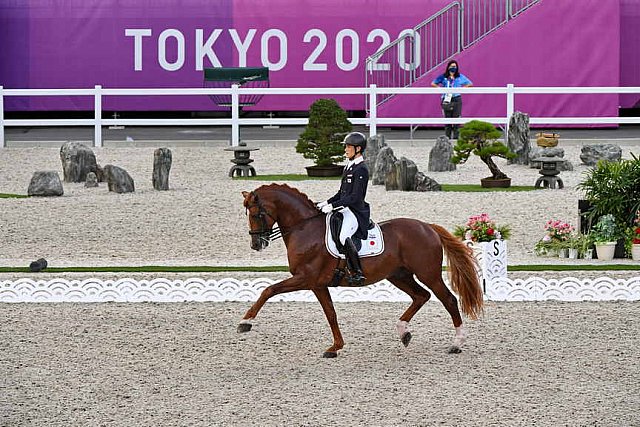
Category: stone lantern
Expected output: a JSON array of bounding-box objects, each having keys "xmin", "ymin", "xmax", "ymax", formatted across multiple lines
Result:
[
  {"xmin": 223, "ymin": 142, "xmax": 259, "ymax": 177},
  {"xmin": 533, "ymin": 156, "xmax": 564, "ymax": 189}
]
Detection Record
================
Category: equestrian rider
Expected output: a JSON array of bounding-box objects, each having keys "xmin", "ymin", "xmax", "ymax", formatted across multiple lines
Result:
[{"xmin": 316, "ymin": 132, "xmax": 370, "ymax": 285}]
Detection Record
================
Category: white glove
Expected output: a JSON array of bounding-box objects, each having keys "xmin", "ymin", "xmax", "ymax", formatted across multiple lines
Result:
[
  {"xmin": 321, "ymin": 203, "xmax": 333, "ymax": 214},
  {"xmin": 316, "ymin": 201, "xmax": 328, "ymax": 209}
]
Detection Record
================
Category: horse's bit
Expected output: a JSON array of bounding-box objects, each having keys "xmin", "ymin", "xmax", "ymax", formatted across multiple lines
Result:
[{"xmin": 245, "ymin": 192, "xmax": 282, "ymax": 245}]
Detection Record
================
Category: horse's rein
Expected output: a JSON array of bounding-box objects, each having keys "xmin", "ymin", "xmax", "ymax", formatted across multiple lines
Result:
[{"xmin": 245, "ymin": 193, "xmax": 323, "ymax": 243}]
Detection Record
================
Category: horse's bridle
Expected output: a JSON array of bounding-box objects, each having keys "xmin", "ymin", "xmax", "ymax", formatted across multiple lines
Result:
[
  {"xmin": 245, "ymin": 192, "xmax": 282, "ymax": 245},
  {"xmin": 245, "ymin": 191, "xmax": 322, "ymax": 244}
]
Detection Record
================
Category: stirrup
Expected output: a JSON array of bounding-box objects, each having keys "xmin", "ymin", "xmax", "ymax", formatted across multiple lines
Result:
[{"xmin": 346, "ymin": 271, "xmax": 365, "ymax": 286}]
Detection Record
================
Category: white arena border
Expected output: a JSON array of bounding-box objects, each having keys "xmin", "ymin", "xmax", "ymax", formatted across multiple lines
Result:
[{"xmin": 1, "ymin": 276, "xmax": 639, "ymax": 303}]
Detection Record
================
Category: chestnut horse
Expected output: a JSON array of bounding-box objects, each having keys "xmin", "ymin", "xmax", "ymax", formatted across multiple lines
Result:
[{"xmin": 240, "ymin": 183, "xmax": 483, "ymax": 357}]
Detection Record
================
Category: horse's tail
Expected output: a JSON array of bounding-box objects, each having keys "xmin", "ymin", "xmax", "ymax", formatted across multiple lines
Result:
[{"xmin": 429, "ymin": 223, "xmax": 484, "ymax": 320}]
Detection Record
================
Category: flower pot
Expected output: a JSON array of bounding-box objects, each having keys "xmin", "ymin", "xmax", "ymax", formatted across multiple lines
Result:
[
  {"xmin": 480, "ymin": 177, "xmax": 511, "ymax": 188},
  {"xmin": 595, "ymin": 242, "xmax": 616, "ymax": 261},
  {"xmin": 305, "ymin": 165, "xmax": 344, "ymax": 177},
  {"xmin": 583, "ymin": 248, "xmax": 593, "ymax": 260},
  {"xmin": 558, "ymin": 248, "xmax": 568, "ymax": 258},
  {"xmin": 632, "ymin": 244, "xmax": 640, "ymax": 261},
  {"xmin": 568, "ymin": 248, "xmax": 578, "ymax": 259}
]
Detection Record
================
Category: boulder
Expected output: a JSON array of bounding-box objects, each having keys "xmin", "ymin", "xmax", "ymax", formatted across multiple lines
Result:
[
  {"xmin": 394, "ymin": 157, "xmax": 419, "ymax": 191},
  {"xmin": 428, "ymin": 136, "xmax": 456, "ymax": 172},
  {"xmin": 27, "ymin": 171, "xmax": 64, "ymax": 196},
  {"xmin": 580, "ymin": 144, "xmax": 622, "ymax": 166},
  {"xmin": 507, "ymin": 111, "xmax": 530, "ymax": 165},
  {"xmin": 153, "ymin": 148, "xmax": 172, "ymax": 191},
  {"xmin": 364, "ymin": 134, "xmax": 386, "ymax": 174},
  {"xmin": 373, "ymin": 146, "xmax": 397, "ymax": 185},
  {"xmin": 415, "ymin": 172, "xmax": 442, "ymax": 191},
  {"xmin": 59, "ymin": 141, "xmax": 99, "ymax": 182},
  {"xmin": 84, "ymin": 172, "xmax": 99, "ymax": 188},
  {"xmin": 103, "ymin": 164, "xmax": 135, "ymax": 193}
]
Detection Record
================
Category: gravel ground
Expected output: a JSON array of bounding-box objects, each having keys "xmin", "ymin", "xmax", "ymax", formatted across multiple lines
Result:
[{"xmin": 1, "ymin": 301, "xmax": 639, "ymax": 426}]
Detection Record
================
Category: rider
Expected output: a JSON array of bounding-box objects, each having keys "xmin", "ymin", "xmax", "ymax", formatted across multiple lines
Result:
[{"xmin": 316, "ymin": 132, "xmax": 370, "ymax": 285}]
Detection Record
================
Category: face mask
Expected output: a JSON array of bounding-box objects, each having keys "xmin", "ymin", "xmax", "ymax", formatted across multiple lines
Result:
[{"xmin": 449, "ymin": 67, "xmax": 457, "ymax": 73}]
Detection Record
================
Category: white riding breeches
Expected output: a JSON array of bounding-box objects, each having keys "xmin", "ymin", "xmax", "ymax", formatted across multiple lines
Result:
[{"xmin": 338, "ymin": 207, "xmax": 358, "ymax": 245}]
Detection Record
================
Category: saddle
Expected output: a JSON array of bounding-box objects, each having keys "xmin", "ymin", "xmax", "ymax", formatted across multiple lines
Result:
[{"xmin": 324, "ymin": 213, "xmax": 384, "ymax": 259}]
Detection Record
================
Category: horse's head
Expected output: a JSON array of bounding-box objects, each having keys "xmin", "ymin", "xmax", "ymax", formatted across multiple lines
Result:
[{"xmin": 242, "ymin": 190, "xmax": 279, "ymax": 251}]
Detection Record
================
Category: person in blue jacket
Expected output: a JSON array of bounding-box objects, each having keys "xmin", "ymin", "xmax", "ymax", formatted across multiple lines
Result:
[
  {"xmin": 316, "ymin": 132, "xmax": 370, "ymax": 285},
  {"xmin": 431, "ymin": 60, "xmax": 473, "ymax": 139}
]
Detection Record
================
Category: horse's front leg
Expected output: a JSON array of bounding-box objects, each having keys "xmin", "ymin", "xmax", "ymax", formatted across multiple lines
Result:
[
  {"xmin": 237, "ymin": 275, "xmax": 304, "ymax": 333},
  {"xmin": 312, "ymin": 288, "xmax": 344, "ymax": 358}
]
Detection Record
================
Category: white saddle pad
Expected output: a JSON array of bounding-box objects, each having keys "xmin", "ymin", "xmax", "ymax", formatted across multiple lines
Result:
[{"xmin": 325, "ymin": 214, "xmax": 385, "ymax": 259}]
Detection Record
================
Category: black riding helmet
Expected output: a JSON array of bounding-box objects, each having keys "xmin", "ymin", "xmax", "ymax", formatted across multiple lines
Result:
[{"xmin": 342, "ymin": 132, "xmax": 367, "ymax": 152}]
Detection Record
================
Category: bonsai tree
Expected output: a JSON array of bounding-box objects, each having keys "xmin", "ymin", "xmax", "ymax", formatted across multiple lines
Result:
[
  {"xmin": 451, "ymin": 120, "xmax": 516, "ymax": 180},
  {"xmin": 296, "ymin": 98, "xmax": 352, "ymax": 167}
]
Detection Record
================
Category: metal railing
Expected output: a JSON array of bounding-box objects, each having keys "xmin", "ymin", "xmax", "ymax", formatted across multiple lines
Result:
[
  {"xmin": 365, "ymin": 0, "xmax": 541, "ymax": 108},
  {"xmin": 2, "ymin": 84, "xmax": 640, "ymax": 148}
]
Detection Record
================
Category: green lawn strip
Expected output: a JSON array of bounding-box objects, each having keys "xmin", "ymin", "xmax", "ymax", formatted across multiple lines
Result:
[
  {"xmin": 440, "ymin": 184, "xmax": 538, "ymax": 192},
  {"xmin": 1, "ymin": 264, "xmax": 638, "ymax": 274},
  {"xmin": 0, "ymin": 193, "xmax": 29, "ymax": 198},
  {"xmin": 232, "ymin": 177, "xmax": 537, "ymax": 191},
  {"xmin": 234, "ymin": 174, "xmax": 340, "ymax": 181}
]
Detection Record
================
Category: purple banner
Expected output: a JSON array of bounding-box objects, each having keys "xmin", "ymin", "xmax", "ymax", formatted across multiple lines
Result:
[{"xmin": 0, "ymin": 0, "xmax": 634, "ymax": 116}]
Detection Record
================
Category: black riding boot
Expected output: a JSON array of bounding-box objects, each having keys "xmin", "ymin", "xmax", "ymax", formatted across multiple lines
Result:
[{"xmin": 344, "ymin": 238, "xmax": 365, "ymax": 286}]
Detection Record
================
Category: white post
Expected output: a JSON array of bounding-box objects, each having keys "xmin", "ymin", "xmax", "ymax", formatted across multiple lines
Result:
[
  {"xmin": 368, "ymin": 84, "xmax": 377, "ymax": 138},
  {"xmin": 94, "ymin": 85, "xmax": 102, "ymax": 148},
  {"xmin": 231, "ymin": 84, "xmax": 240, "ymax": 146},
  {"xmin": 0, "ymin": 86, "xmax": 4, "ymax": 148},
  {"xmin": 505, "ymin": 83, "xmax": 515, "ymax": 143}
]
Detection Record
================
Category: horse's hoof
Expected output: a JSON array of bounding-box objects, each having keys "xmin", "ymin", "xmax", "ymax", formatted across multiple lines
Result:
[
  {"xmin": 401, "ymin": 332, "xmax": 412, "ymax": 347},
  {"xmin": 322, "ymin": 351, "xmax": 338, "ymax": 358},
  {"xmin": 448, "ymin": 345, "xmax": 462, "ymax": 354},
  {"xmin": 237, "ymin": 323, "xmax": 252, "ymax": 333}
]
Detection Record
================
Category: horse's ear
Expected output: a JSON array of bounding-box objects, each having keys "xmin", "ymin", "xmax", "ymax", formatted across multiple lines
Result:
[{"xmin": 241, "ymin": 191, "xmax": 249, "ymax": 199}]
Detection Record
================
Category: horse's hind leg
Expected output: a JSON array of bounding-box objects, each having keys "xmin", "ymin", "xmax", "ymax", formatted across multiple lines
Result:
[
  {"xmin": 387, "ymin": 269, "xmax": 432, "ymax": 348},
  {"xmin": 415, "ymin": 272, "xmax": 466, "ymax": 354}
]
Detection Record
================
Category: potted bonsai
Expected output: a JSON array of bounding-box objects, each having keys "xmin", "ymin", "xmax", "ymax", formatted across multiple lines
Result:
[
  {"xmin": 590, "ymin": 214, "xmax": 620, "ymax": 261},
  {"xmin": 296, "ymin": 98, "xmax": 352, "ymax": 177},
  {"xmin": 451, "ymin": 120, "xmax": 516, "ymax": 188}
]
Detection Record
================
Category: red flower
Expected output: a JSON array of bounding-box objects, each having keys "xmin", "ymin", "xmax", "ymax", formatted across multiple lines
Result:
[
  {"xmin": 635, "ymin": 227, "xmax": 640, "ymax": 234},
  {"xmin": 487, "ymin": 228, "xmax": 494, "ymax": 235},
  {"xmin": 634, "ymin": 238, "xmax": 640, "ymax": 244}
]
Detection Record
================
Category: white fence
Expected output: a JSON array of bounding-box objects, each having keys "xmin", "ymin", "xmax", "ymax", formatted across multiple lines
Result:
[{"xmin": 2, "ymin": 84, "xmax": 640, "ymax": 148}]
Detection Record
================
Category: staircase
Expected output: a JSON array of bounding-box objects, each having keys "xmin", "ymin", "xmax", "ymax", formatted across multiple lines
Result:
[{"xmin": 365, "ymin": 0, "xmax": 541, "ymax": 109}]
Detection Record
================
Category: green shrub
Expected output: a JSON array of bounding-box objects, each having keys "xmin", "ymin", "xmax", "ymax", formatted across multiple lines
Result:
[{"xmin": 295, "ymin": 98, "xmax": 352, "ymax": 167}]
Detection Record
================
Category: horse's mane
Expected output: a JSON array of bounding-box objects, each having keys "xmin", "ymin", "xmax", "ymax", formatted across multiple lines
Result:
[{"xmin": 257, "ymin": 183, "xmax": 316, "ymax": 209}]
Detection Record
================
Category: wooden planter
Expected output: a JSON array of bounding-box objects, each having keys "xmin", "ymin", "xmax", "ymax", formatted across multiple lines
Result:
[
  {"xmin": 480, "ymin": 177, "xmax": 511, "ymax": 188},
  {"xmin": 305, "ymin": 165, "xmax": 344, "ymax": 177}
]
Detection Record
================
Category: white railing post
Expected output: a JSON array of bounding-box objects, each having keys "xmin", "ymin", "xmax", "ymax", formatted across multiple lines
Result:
[
  {"xmin": 368, "ymin": 84, "xmax": 377, "ymax": 138},
  {"xmin": 505, "ymin": 83, "xmax": 515, "ymax": 142},
  {"xmin": 231, "ymin": 84, "xmax": 240, "ymax": 146},
  {"xmin": 0, "ymin": 86, "xmax": 4, "ymax": 148},
  {"xmin": 94, "ymin": 85, "xmax": 102, "ymax": 147}
]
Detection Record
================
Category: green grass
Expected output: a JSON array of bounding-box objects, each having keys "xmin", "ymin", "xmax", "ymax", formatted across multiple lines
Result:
[
  {"xmin": 1, "ymin": 264, "xmax": 638, "ymax": 274},
  {"xmin": 0, "ymin": 193, "xmax": 29, "ymax": 198},
  {"xmin": 441, "ymin": 184, "xmax": 538, "ymax": 192},
  {"xmin": 233, "ymin": 176, "xmax": 538, "ymax": 191},
  {"xmin": 234, "ymin": 174, "xmax": 340, "ymax": 181}
]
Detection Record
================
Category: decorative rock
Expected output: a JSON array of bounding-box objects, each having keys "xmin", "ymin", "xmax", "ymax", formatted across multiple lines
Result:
[
  {"xmin": 394, "ymin": 157, "xmax": 419, "ymax": 191},
  {"xmin": 153, "ymin": 148, "xmax": 172, "ymax": 190},
  {"xmin": 59, "ymin": 141, "xmax": 99, "ymax": 182},
  {"xmin": 385, "ymin": 162, "xmax": 399, "ymax": 191},
  {"xmin": 428, "ymin": 136, "xmax": 456, "ymax": 172},
  {"xmin": 103, "ymin": 164, "xmax": 135, "ymax": 193},
  {"xmin": 507, "ymin": 111, "xmax": 530, "ymax": 165},
  {"xmin": 580, "ymin": 144, "xmax": 622, "ymax": 166},
  {"xmin": 27, "ymin": 171, "xmax": 64, "ymax": 196},
  {"xmin": 373, "ymin": 146, "xmax": 397, "ymax": 185},
  {"xmin": 364, "ymin": 134, "xmax": 386, "ymax": 174},
  {"xmin": 415, "ymin": 172, "xmax": 442, "ymax": 191},
  {"xmin": 84, "ymin": 172, "xmax": 99, "ymax": 188},
  {"xmin": 29, "ymin": 258, "xmax": 48, "ymax": 272}
]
